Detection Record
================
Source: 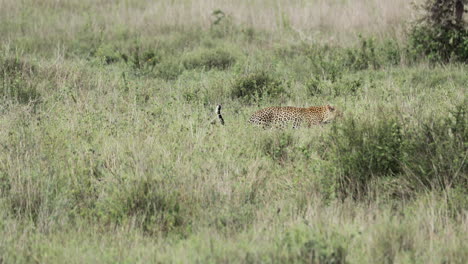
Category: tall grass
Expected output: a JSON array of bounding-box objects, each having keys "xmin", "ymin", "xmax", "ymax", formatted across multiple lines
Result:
[{"xmin": 0, "ymin": 0, "xmax": 467, "ymax": 263}]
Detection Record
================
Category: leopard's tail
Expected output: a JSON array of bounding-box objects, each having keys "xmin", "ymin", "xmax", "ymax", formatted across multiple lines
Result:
[
  {"xmin": 216, "ymin": 104, "xmax": 225, "ymax": 125},
  {"xmin": 210, "ymin": 104, "xmax": 225, "ymax": 125}
]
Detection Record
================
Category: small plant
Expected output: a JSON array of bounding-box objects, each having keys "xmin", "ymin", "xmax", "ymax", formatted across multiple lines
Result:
[
  {"xmin": 345, "ymin": 35, "xmax": 380, "ymax": 70},
  {"xmin": 231, "ymin": 70, "xmax": 288, "ymax": 102}
]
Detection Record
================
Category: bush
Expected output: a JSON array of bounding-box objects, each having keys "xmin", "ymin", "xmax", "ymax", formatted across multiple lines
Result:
[
  {"xmin": 408, "ymin": 0, "xmax": 468, "ymax": 62},
  {"xmin": 231, "ymin": 70, "xmax": 288, "ymax": 102},
  {"xmin": 329, "ymin": 116, "xmax": 404, "ymax": 198},
  {"xmin": 345, "ymin": 36, "xmax": 380, "ymax": 70},
  {"xmin": 182, "ymin": 48, "xmax": 236, "ymax": 70},
  {"xmin": 329, "ymin": 103, "xmax": 467, "ymax": 199}
]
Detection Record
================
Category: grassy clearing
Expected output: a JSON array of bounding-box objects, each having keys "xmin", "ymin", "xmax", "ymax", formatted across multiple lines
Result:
[{"xmin": 0, "ymin": 0, "xmax": 467, "ymax": 263}]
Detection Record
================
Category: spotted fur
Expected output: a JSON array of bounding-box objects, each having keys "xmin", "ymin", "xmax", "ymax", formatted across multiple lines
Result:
[{"xmin": 249, "ymin": 105, "xmax": 342, "ymax": 128}]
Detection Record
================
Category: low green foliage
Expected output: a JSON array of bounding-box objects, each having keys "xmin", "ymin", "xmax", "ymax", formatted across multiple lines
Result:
[
  {"xmin": 231, "ymin": 70, "xmax": 288, "ymax": 102},
  {"xmin": 404, "ymin": 103, "xmax": 467, "ymax": 189},
  {"xmin": 279, "ymin": 225, "xmax": 347, "ymax": 264},
  {"xmin": 329, "ymin": 116, "xmax": 404, "ymax": 198},
  {"xmin": 261, "ymin": 131, "xmax": 295, "ymax": 164},
  {"xmin": 0, "ymin": 57, "xmax": 40, "ymax": 104},
  {"xmin": 182, "ymin": 48, "xmax": 236, "ymax": 70}
]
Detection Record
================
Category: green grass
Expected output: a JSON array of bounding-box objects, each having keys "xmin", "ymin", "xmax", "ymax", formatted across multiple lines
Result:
[{"xmin": 0, "ymin": 0, "xmax": 467, "ymax": 263}]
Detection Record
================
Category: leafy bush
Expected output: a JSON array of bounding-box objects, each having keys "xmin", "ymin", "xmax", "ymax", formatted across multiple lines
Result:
[
  {"xmin": 231, "ymin": 70, "xmax": 288, "ymax": 102},
  {"xmin": 182, "ymin": 48, "xmax": 236, "ymax": 70},
  {"xmin": 408, "ymin": 0, "xmax": 468, "ymax": 62}
]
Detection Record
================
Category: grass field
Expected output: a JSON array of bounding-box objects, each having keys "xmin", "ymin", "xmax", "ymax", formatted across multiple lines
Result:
[{"xmin": 0, "ymin": 0, "xmax": 467, "ymax": 263}]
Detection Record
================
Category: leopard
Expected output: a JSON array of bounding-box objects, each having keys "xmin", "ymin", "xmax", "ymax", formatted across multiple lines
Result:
[{"xmin": 248, "ymin": 105, "xmax": 342, "ymax": 128}]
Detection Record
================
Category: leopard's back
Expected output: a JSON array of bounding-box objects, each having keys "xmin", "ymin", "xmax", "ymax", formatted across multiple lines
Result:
[{"xmin": 249, "ymin": 105, "xmax": 341, "ymax": 128}]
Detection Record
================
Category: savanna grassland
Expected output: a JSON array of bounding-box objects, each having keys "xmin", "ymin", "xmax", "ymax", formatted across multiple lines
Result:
[{"xmin": 0, "ymin": 0, "xmax": 467, "ymax": 263}]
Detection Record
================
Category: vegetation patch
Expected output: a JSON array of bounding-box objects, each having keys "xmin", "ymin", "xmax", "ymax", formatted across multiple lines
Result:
[
  {"xmin": 182, "ymin": 48, "xmax": 236, "ymax": 71},
  {"xmin": 231, "ymin": 70, "xmax": 288, "ymax": 102},
  {"xmin": 0, "ymin": 57, "xmax": 40, "ymax": 104}
]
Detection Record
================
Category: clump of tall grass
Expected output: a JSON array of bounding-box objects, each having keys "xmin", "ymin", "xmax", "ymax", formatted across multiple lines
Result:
[
  {"xmin": 328, "ymin": 103, "xmax": 467, "ymax": 199},
  {"xmin": 0, "ymin": 57, "xmax": 40, "ymax": 104}
]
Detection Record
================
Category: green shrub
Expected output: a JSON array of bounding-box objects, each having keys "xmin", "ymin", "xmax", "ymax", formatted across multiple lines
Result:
[
  {"xmin": 409, "ymin": 24, "xmax": 468, "ymax": 62},
  {"xmin": 0, "ymin": 57, "xmax": 40, "ymax": 104},
  {"xmin": 329, "ymin": 116, "xmax": 404, "ymax": 198},
  {"xmin": 182, "ymin": 48, "xmax": 236, "ymax": 70},
  {"xmin": 231, "ymin": 70, "xmax": 288, "ymax": 102},
  {"xmin": 379, "ymin": 39, "xmax": 402, "ymax": 66},
  {"xmin": 408, "ymin": 0, "xmax": 468, "ymax": 62},
  {"xmin": 329, "ymin": 103, "xmax": 467, "ymax": 198},
  {"xmin": 345, "ymin": 35, "xmax": 380, "ymax": 70}
]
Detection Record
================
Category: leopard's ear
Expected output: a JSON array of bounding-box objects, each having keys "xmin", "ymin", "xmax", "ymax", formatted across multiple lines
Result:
[{"xmin": 327, "ymin": 105, "xmax": 335, "ymax": 111}]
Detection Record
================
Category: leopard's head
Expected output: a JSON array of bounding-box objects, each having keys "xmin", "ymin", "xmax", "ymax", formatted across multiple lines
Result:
[{"xmin": 322, "ymin": 105, "xmax": 343, "ymax": 124}]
